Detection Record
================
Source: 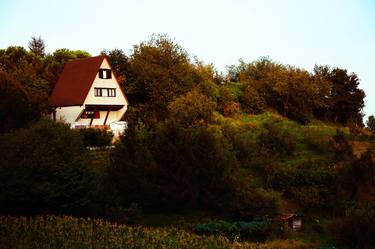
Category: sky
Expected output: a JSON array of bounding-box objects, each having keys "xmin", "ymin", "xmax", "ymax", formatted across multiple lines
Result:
[{"xmin": 1, "ymin": 0, "xmax": 375, "ymax": 118}]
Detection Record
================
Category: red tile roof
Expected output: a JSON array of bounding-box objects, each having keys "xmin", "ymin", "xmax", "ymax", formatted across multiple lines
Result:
[{"xmin": 49, "ymin": 55, "xmax": 106, "ymax": 107}]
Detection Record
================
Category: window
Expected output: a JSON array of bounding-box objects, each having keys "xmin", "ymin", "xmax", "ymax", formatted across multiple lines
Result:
[
  {"xmin": 98, "ymin": 69, "xmax": 112, "ymax": 79},
  {"xmin": 94, "ymin": 88, "xmax": 102, "ymax": 97},
  {"xmin": 94, "ymin": 88, "xmax": 116, "ymax": 97},
  {"xmin": 81, "ymin": 110, "xmax": 100, "ymax": 119},
  {"xmin": 108, "ymin": 88, "xmax": 116, "ymax": 97}
]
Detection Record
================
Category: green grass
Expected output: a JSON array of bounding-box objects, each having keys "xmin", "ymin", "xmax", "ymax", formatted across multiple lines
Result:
[{"xmin": 0, "ymin": 215, "xmax": 317, "ymax": 249}]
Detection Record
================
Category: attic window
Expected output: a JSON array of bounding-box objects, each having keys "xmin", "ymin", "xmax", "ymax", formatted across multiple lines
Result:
[{"xmin": 99, "ymin": 69, "xmax": 112, "ymax": 79}]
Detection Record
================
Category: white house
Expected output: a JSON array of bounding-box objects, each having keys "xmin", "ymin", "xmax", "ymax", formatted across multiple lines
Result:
[{"xmin": 49, "ymin": 55, "xmax": 128, "ymax": 134}]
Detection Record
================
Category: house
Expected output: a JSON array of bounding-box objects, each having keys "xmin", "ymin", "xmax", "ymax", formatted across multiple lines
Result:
[{"xmin": 49, "ymin": 55, "xmax": 128, "ymax": 135}]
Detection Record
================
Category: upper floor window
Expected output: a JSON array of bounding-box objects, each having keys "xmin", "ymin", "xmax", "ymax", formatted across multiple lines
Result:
[
  {"xmin": 94, "ymin": 87, "xmax": 116, "ymax": 97},
  {"xmin": 98, "ymin": 69, "xmax": 112, "ymax": 79}
]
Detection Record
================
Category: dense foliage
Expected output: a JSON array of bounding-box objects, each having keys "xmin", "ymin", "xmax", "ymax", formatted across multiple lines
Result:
[
  {"xmin": 328, "ymin": 203, "xmax": 375, "ymax": 249},
  {"xmin": 108, "ymin": 122, "xmax": 238, "ymax": 212},
  {"xmin": 79, "ymin": 127, "xmax": 114, "ymax": 147},
  {"xmin": 0, "ymin": 120, "xmax": 94, "ymax": 215}
]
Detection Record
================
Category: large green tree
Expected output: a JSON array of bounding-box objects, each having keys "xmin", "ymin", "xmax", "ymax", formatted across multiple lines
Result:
[
  {"xmin": 329, "ymin": 68, "xmax": 365, "ymax": 125},
  {"xmin": 0, "ymin": 72, "xmax": 31, "ymax": 132},
  {"xmin": 127, "ymin": 35, "xmax": 195, "ymax": 122},
  {"xmin": 43, "ymin": 48, "xmax": 91, "ymax": 92},
  {"xmin": 101, "ymin": 49, "xmax": 130, "ymax": 88},
  {"xmin": 0, "ymin": 46, "xmax": 49, "ymax": 119},
  {"xmin": 0, "ymin": 120, "xmax": 94, "ymax": 215}
]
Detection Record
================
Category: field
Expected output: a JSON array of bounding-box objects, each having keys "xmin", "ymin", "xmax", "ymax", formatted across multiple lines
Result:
[{"xmin": 0, "ymin": 215, "xmax": 316, "ymax": 249}]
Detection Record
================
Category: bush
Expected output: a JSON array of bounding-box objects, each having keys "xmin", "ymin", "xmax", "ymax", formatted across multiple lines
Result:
[
  {"xmin": 168, "ymin": 88, "xmax": 217, "ymax": 126},
  {"xmin": 257, "ymin": 121, "xmax": 296, "ymax": 157},
  {"xmin": 268, "ymin": 160, "xmax": 336, "ymax": 210},
  {"xmin": 239, "ymin": 83, "xmax": 265, "ymax": 114},
  {"xmin": 0, "ymin": 119, "xmax": 94, "ymax": 215},
  {"xmin": 231, "ymin": 184, "xmax": 281, "ymax": 220},
  {"xmin": 0, "ymin": 71, "xmax": 32, "ymax": 133},
  {"xmin": 223, "ymin": 101, "xmax": 241, "ymax": 117},
  {"xmin": 193, "ymin": 219, "xmax": 281, "ymax": 242},
  {"xmin": 108, "ymin": 121, "xmax": 238, "ymax": 212},
  {"xmin": 79, "ymin": 128, "xmax": 113, "ymax": 147},
  {"xmin": 305, "ymin": 130, "xmax": 331, "ymax": 153},
  {"xmin": 289, "ymin": 186, "xmax": 328, "ymax": 209},
  {"xmin": 220, "ymin": 122, "xmax": 256, "ymax": 164},
  {"xmin": 328, "ymin": 203, "xmax": 375, "ymax": 249}
]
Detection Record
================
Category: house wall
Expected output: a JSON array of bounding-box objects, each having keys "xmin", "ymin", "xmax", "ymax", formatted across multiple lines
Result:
[
  {"xmin": 55, "ymin": 106, "xmax": 85, "ymax": 127},
  {"xmin": 83, "ymin": 59, "xmax": 128, "ymax": 106},
  {"xmin": 80, "ymin": 109, "xmax": 126, "ymax": 126},
  {"xmin": 54, "ymin": 107, "xmax": 126, "ymax": 128}
]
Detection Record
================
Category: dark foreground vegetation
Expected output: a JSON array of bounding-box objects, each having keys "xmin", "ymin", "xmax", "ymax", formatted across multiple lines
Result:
[
  {"xmin": 0, "ymin": 216, "xmax": 315, "ymax": 249},
  {"xmin": 1, "ymin": 35, "xmax": 375, "ymax": 248}
]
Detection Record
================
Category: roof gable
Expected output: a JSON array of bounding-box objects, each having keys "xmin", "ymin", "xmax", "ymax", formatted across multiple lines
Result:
[{"xmin": 49, "ymin": 55, "xmax": 106, "ymax": 107}]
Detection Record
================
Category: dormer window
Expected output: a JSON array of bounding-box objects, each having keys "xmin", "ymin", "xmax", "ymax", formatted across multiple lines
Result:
[{"xmin": 98, "ymin": 69, "xmax": 112, "ymax": 79}]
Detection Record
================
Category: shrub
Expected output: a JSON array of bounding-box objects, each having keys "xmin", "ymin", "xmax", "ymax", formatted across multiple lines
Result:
[
  {"xmin": 286, "ymin": 106, "xmax": 310, "ymax": 125},
  {"xmin": 239, "ymin": 83, "xmax": 265, "ymax": 114},
  {"xmin": 0, "ymin": 119, "xmax": 94, "ymax": 215},
  {"xmin": 268, "ymin": 160, "xmax": 336, "ymax": 210},
  {"xmin": 231, "ymin": 183, "xmax": 281, "ymax": 220},
  {"xmin": 108, "ymin": 121, "xmax": 238, "ymax": 212},
  {"xmin": 193, "ymin": 219, "xmax": 281, "ymax": 242},
  {"xmin": 305, "ymin": 130, "xmax": 331, "ymax": 153},
  {"xmin": 257, "ymin": 121, "xmax": 296, "ymax": 157},
  {"xmin": 168, "ymin": 88, "xmax": 217, "ymax": 126},
  {"xmin": 328, "ymin": 203, "xmax": 375, "ymax": 249},
  {"xmin": 223, "ymin": 101, "xmax": 241, "ymax": 117},
  {"xmin": 79, "ymin": 127, "xmax": 113, "ymax": 147},
  {"xmin": 0, "ymin": 71, "xmax": 32, "ymax": 133},
  {"xmin": 366, "ymin": 115, "xmax": 375, "ymax": 133},
  {"xmin": 217, "ymin": 85, "xmax": 238, "ymax": 115},
  {"xmin": 289, "ymin": 186, "xmax": 328, "ymax": 209},
  {"xmin": 220, "ymin": 122, "xmax": 256, "ymax": 164}
]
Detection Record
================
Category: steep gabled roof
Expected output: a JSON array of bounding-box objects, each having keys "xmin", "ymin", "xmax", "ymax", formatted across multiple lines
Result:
[{"xmin": 49, "ymin": 55, "xmax": 106, "ymax": 107}]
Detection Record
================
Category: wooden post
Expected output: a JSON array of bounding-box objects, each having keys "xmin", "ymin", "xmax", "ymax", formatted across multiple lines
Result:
[{"xmin": 104, "ymin": 110, "xmax": 110, "ymax": 125}]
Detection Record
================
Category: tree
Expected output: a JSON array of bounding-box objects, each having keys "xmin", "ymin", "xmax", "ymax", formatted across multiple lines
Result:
[
  {"xmin": 0, "ymin": 72, "xmax": 31, "ymax": 132},
  {"xmin": 108, "ymin": 121, "xmax": 238, "ymax": 211},
  {"xmin": 43, "ymin": 48, "xmax": 91, "ymax": 91},
  {"xmin": 128, "ymin": 34, "xmax": 195, "ymax": 121},
  {"xmin": 366, "ymin": 115, "xmax": 375, "ymax": 133},
  {"xmin": 234, "ymin": 58, "xmax": 317, "ymax": 122},
  {"xmin": 239, "ymin": 82, "xmax": 266, "ymax": 114},
  {"xmin": 329, "ymin": 68, "xmax": 365, "ymax": 125},
  {"xmin": 338, "ymin": 151, "xmax": 375, "ymax": 201},
  {"xmin": 311, "ymin": 65, "xmax": 332, "ymax": 120},
  {"xmin": 0, "ymin": 46, "xmax": 49, "ymax": 120},
  {"xmin": 28, "ymin": 36, "xmax": 45, "ymax": 57},
  {"xmin": 167, "ymin": 89, "xmax": 216, "ymax": 126},
  {"xmin": 101, "ymin": 49, "xmax": 130, "ymax": 88},
  {"xmin": 0, "ymin": 120, "xmax": 94, "ymax": 215}
]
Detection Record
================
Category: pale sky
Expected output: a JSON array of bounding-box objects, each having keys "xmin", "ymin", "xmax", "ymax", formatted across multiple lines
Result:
[{"xmin": 1, "ymin": 0, "xmax": 375, "ymax": 118}]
